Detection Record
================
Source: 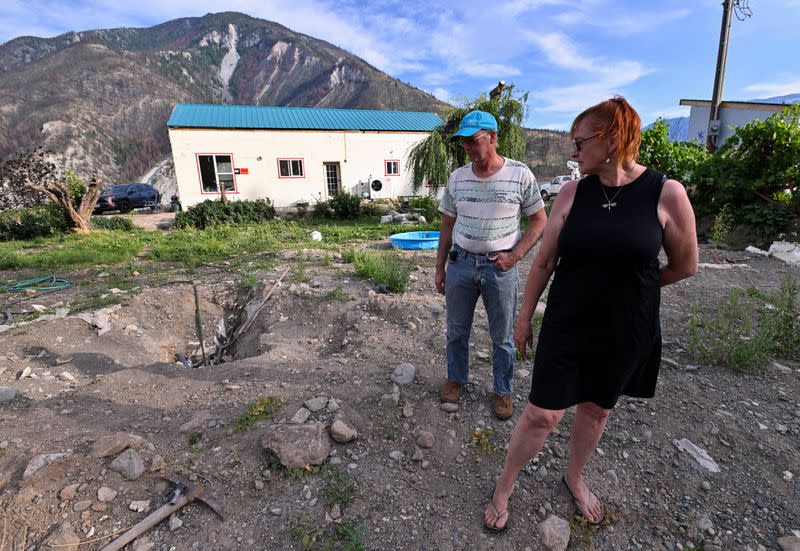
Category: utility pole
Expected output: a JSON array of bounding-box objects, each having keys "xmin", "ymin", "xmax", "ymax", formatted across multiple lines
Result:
[{"xmin": 707, "ymin": 0, "xmax": 734, "ymax": 152}]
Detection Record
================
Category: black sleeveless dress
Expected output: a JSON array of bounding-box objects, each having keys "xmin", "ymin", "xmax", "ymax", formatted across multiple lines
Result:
[{"xmin": 528, "ymin": 167, "xmax": 665, "ymax": 410}]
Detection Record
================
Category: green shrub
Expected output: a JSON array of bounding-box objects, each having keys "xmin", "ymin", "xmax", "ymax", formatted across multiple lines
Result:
[
  {"xmin": 688, "ymin": 274, "xmax": 800, "ymax": 372},
  {"xmin": 0, "ymin": 205, "xmax": 70, "ymax": 241},
  {"xmin": 408, "ymin": 195, "xmax": 440, "ymax": 222},
  {"xmin": 360, "ymin": 202, "xmax": 382, "ymax": 217},
  {"xmin": 312, "ymin": 199, "xmax": 333, "ymax": 219},
  {"xmin": 234, "ymin": 396, "xmax": 281, "ymax": 432},
  {"xmin": 352, "ymin": 250, "xmax": 411, "ymax": 293},
  {"xmin": 90, "ymin": 216, "xmax": 136, "ymax": 231},
  {"xmin": 328, "ymin": 192, "xmax": 363, "ymax": 220},
  {"xmin": 65, "ymin": 170, "xmax": 86, "ymax": 208},
  {"xmin": 175, "ymin": 199, "xmax": 276, "ymax": 229}
]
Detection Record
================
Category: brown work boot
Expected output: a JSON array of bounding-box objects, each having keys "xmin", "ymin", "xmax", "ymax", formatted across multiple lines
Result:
[
  {"xmin": 441, "ymin": 380, "xmax": 462, "ymax": 403},
  {"xmin": 493, "ymin": 395, "xmax": 513, "ymax": 420}
]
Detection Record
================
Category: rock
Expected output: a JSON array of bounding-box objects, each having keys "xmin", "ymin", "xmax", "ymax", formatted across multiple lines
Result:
[
  {"xmin": 411, "ymin": 449, "xmax": 424, "ymax": 461},
  {"xmin": 72, "ymin": 500, "xmax": 92, "ymax": 512},
  {"xmin": 168, "ymin": 515, "xmax": 183, "ymax": 531},
  {"xmin": 402, "ymin": 403, "xmax": 414, "ymax": 418},
  {"xmin": 58, "ymin": 371, "xmax": 77, "ymax": 382},
  {"xmin": 19, "ymin": 366, "xmax": 32, "ymax": 379},
  {"xmin": 60, "ymin": 484, "xmax": 79, "ymax": 501},
  {"xmin": 768, "ymin": 361, "xmax": 792, "ymax": 374},
  {"xmin": 55, "ymin": 356, "xmax": 73, "ymax": 365},
  {"xmin": 109, "ymin": 449, "xmax": 145, "ymax": 481},
  {"xmin": 695, "ymin": 513, "xmax": 713, "ymax": 533},
  {"xmin": 329, "ymin": 503, "xmax": 342, "ymax": 520},
  {"xmin": 778, "ymin": 536, "xmax": 800, "ymax": 551},
  {"xmin": 551, "ymin": 443, "xmax": 565, "ymax": 458},
  {"xmin": 149, "ymin": 455, "xmax": 165, "ymax": 472},
  {"xmin": 390, "ymin": 362, "xmax": 416, "ymax": 385},
  {"xmin": 178, "ymin": 411, "xmax": 216, "ymax": 434},
  {"xmin": 389, "ymin": 451, "xmax": 404, "ymax": 461},
  {"xmin": 326, "ymin": 398, "xmax": 340, "ymax": 412},
  {"xmin": 89, "ymin": 432, "xmax": 146, "ymax": 459},
  {"xmin": 270, "ymin": 508, "xmax": 282, "ymax": 516},
  {"xmin": 23, "ymin": 452, "xmax": 72, "ymax": 479},
  {"xmin": 515, "ymin": 369, "xmax": 530, "ymax": 379},
  {"xmin": 254, "ymin": 480, "xmax": 265, "ymax": 490},
  {"xmin": 380, "ymin": 384, "xmax": 401, "ymax": 406},
  {"xmin": 440, "ymin": 403, "xmax": 458, "ymax": 413},
  {"xmin": 304, "ymin": 396, "xmax": 329, "ymax": 412},
  {"xmin": 416, "ymin": 431, "xmax": 435, "ymax": 449},
  {"xmin": 538, "ymin": 514, "xmax": 570, "ymax": 551},
  {"xmin": 290, "ymin": 407, "xmax": 312, "ymax": 424},
  {"xmin": 97, "ymin": 486, "xmax": 117, "ymax": 502},
  {"xmin": 45, "ymin": 522, "xmax": 80, "ymax": 551},
  {"xmin": 261, "ymin": 422, "xmax": 331, "ymax": 468},
  {"xmin": 131, "ymin": 537, "xmax": 155, "ymax": 551},
  {"xmin": 129, "ymin": 500, "xmax": 150, "ymax": 512},
  {"xmin": 91, "ymin": 502, "xmax": 107, "ymax": 512},
  {"xmin": 329, "ymin": 415, "xmax": 358, "ymax": 444},
  {"xmin": 0, "ymin": 387, "xmax": 16, "ymax": 402}
]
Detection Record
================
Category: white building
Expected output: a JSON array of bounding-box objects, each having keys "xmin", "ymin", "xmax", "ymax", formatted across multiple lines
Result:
[
  {"xmin": 167, "ymin": 104, "xmax": 444, "ymax": 208},
  {"xmin": 680, "ymin": 99, "xmax": 789, "ymax": 146}
]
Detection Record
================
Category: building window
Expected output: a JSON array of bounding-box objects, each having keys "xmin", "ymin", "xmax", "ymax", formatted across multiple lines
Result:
[
  {"xmin": 197, "ymin": 154, "xmax": 236, "ymax": 193},
  {"xmin": 385, "ymin": 160, "xmax": 400, "ymax": 176},
  {"xmin": 278, "ymin": 158, "xmax": 305, "ymax": 178}
]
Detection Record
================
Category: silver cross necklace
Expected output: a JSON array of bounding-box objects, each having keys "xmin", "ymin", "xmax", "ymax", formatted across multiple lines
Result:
[{"xmin": 600, "ymin": 182, "xmax": 625, "ymax": 210}]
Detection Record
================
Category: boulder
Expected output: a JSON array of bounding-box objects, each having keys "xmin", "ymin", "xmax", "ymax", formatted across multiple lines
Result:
[
  {"xmin": 45, "ymin": 522, "xmax": 80, "ymax": 551},
  {"xmin": 109, "ymin": 449, "xmax": 145, "ymax": 481},
  {"xmin": 329, "ymin": 415, "xmax": 358, "ymax": 444},
  {"xmin": 23, "ymin": 452, "xmax": 72, "ymax": 480},
  {"xmin": 538, "ymin": 514, "xmax": 570, "ymax": 551},
  {"xmin": 89, "ymin": 432, "xmax": 146, "ymax": 459},
  {"xmin": 261, "ymin": 422, "xmax": 330, "ymax": 468}
]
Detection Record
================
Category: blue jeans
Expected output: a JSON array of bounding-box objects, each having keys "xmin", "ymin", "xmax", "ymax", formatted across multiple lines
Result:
[{"xmin": 445, "ymin": 244, "xmax": 518, "ymax": 397}]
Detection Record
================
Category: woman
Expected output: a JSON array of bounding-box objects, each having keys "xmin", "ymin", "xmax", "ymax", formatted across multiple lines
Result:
[{"xmin": 483, "ymin": 96, "xmax": 698, "ymax": 532}]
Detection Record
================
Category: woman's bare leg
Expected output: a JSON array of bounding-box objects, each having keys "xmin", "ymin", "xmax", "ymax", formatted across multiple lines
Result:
[{"xmin": 563, "ymin": 401, "xmax": 611, "ymax": 521}]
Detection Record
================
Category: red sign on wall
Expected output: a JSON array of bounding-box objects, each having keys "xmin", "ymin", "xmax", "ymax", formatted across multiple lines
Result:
[{"xmin": 235, "ymin": 168, "xmax": 249, "ymax": 175}]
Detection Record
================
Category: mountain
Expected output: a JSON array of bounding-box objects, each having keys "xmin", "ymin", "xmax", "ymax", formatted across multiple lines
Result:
[
  {"xmin": 0, "ymin": 12, "xmax": 448, "ymax": 187},
  {"xmin": 645, "ymin": 93, "xmax": 800, "ymax": 142}
]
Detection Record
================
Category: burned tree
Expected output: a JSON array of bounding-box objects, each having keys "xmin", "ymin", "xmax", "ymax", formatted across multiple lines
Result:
[{"xmin": 0, "ymin": 149, "xmax": 102, "ymax": 233}]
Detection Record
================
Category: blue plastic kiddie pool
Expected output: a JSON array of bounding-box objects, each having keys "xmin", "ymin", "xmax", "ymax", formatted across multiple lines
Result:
[{"xmin": 388, "ymin": 231, "xmax": 440, "ymax": 250}]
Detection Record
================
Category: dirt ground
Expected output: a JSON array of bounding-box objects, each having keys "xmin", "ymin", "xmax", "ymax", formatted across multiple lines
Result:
[{"xmin": 0, "ymin": 238, "xmax": 798, "ymax": 551}]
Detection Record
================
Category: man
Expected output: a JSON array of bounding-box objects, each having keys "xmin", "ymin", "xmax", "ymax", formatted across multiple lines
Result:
[{"xmin": 435, "ymin": 110, "xmax": 546, "ymax": 420}]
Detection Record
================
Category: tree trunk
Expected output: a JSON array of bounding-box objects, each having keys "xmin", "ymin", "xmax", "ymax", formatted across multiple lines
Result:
[{"xmin": 25, "ymin": 175, "xmax": 102, "ymax": 233}]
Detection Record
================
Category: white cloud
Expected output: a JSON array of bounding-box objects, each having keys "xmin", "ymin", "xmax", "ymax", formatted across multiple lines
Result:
[
  {"xmin": 459, "ymin": 63, "xmax": 521, "ymax": 78},
  {"xmin": 499, "ymin": 0, "xmax": 570, "ymax": 16},
  {"xmin": 648, "ymin": 106, "xmax": 690, "ymax": 120},
  {"xmin": 523, "ymin": 31, "xmax": 648, "ymax": 114},
  {"xmin": 429, "ymin": 87, "xmax": 454, "ymax": 104},
  {"xmin": 609, "ymin": 9, "xmax": 692, "ymax": 36},
  {"xmin": 743, "ymin": 78, "xmax": 800, "ymax": 99}
]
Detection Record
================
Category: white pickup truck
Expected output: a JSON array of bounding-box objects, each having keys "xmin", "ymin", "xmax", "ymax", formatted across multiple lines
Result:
[{"xmin": 538, "ymin": 175, "xmax": 571, "ymax": 200}]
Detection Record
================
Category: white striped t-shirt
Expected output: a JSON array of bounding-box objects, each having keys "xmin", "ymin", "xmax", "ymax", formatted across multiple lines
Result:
[{"xmin": 438, "ymin": 158, "xmax": 543, "ymax": 253}]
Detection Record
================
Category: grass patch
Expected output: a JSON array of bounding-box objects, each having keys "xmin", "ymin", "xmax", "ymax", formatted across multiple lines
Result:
[
  {"xmin": 352, "ymin": 250, "xmax": 411, "ymax": 293},
  {"xmin": 188, "ymin": 432, "xmax": 202, "ymax": 450},
  {"xmin": 242, "ymin": 274, "xmax": 259, "ymax": 289},
  {"xmin": 688, "ymin": 274, "xmax": 800, "ymax": 372},
  {"xmin": 324, "ymin": 286, "xmax": 350, "ymax": 302},
  {"xmin": 0, "ymin": 230, "xmax": 155, "ymax": 270},
  {"xmin": 233, "ymin": 396, "xmax": 281, "ymax": 432},
  {"xmin": 289, "ymin": 515, "xmax": 366, "ymax": 551},
  {"xmin": 69, "ymin": 294, "xmax": 125, "ymax": 313},
  {"xmin": 320, "ymin": 468, "xmax": 357, "ymax": 508},
  {"xmin": 292, "ymin": 254, "xmax": 310, "ymax": 283},
  {"xmin": 320, "ymin": 253, "xmax": 332, "ymax": 267}
]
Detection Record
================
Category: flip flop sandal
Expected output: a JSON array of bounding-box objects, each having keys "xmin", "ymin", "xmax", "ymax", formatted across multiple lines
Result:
[
  {"xmin": 483, "ymin": 499, "xmax": 510, "ymax": 533},
  {"xmin": 561, "ymin": 475, "xmax": 605, "ymax": 526}
]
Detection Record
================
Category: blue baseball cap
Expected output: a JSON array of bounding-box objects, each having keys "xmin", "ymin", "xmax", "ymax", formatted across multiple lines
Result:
[{"xmin": 452, "ymin": 110, "xmax": 498, "ymax": 138}]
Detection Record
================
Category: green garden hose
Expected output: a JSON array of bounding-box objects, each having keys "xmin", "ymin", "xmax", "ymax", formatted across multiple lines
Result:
[{"xmin": 2, "ymin": 275, "xmax": 72, "ymax": 292}]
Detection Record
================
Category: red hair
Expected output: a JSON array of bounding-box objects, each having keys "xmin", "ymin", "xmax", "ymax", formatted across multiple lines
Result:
[{"xmin": 571, "ymin": 96, "xmax": 641, "ymax": 164}]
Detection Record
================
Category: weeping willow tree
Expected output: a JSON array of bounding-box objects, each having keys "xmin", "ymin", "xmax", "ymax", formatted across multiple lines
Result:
[{"xmin": 408, "ymin": 84, "xmax": 528, "ymax": 193}]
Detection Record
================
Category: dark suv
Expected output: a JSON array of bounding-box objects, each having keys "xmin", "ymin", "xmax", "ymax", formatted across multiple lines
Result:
[{"xmin": 94, "ymin": 183, "xmax": 161, "ymax": 214}]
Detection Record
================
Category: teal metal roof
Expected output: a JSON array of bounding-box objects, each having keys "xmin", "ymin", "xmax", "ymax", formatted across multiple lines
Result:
[{"xmin": 168, "ymin": 104, "xmax": 443, "ymax": 132}]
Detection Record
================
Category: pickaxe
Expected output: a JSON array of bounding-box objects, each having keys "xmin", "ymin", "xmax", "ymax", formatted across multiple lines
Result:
[{"xmin": 98, "ymin": 474, "xmax": 224, "ymax": 551}]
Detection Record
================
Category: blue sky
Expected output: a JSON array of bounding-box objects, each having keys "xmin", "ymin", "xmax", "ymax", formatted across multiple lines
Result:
[{"xmin": 1, "ymin": 0, "xmax": 799, "ymax": 130}]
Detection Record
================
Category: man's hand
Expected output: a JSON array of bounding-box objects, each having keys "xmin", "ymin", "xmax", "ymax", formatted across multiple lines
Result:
[
  {"xmin": 435, "ymin": 266, "xmax": 446, "ymax": 294},
  {"xmin": 513, "ymin": 316, "xmax": 534, "ymax": 358},
  {"xmin": 489, "ymin": 250, "xmax": 519, "ymax": 271}
]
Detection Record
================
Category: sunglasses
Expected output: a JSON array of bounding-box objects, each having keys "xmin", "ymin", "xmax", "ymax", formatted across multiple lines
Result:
[
  {"xmin": 458, "ymin": 131, "xmax": 491, "ymax": 146},
  {"xmin": 572, "ymin": 134, "xmax": 600, "ymax": 151}
]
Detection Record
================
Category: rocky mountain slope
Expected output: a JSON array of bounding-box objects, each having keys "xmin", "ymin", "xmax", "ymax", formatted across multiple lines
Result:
[{"xmin": 0, "ymin": 12, "xmax": 447, "ymax": 186}]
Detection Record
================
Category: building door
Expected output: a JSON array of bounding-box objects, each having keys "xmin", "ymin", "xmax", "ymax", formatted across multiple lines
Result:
[{"xmin": 324, "ymin": 162, "xmax": 341, "ymax": 197}]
